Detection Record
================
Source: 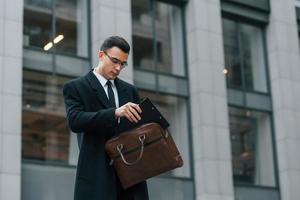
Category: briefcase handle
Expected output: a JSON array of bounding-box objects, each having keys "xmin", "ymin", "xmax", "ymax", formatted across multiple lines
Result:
[{"xmin": 116, "ymin": 135, "xmax": 146, "ymax": 166}]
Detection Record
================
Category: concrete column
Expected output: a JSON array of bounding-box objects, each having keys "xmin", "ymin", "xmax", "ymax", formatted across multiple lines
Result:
[
  {"xmin": 266, "ymin": 1, "xmax": 300, "ymax": 200},
  {"xmin": 91, "ymin": 0, "xmax": 134, "ymax": 83},
  {"xmin": 0, "ymin": 0, "xmax": 23, "ymax": 199},
  {"xmin": 185, "ymin": 0, "xmax": 234, "ymax": 199}
]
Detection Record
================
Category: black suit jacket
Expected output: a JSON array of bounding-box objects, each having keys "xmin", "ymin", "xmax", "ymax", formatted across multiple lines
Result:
[{"xmin": 63, "ymin": 70, "xmax": 149, "ymax": 200}]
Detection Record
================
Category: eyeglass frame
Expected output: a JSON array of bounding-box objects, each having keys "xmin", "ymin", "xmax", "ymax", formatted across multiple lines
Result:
[{"xmin": 103, "ymin": 51, "xmax": 128, "ymax": 69}]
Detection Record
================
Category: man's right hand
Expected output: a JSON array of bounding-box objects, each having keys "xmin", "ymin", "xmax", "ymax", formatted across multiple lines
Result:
[{"xmin": 115, "ymin": 102, "xmax": 142, "ymax": 123}]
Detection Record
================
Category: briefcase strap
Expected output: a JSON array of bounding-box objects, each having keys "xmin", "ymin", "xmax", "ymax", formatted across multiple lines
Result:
[
  {"xmin": 111, "ymin": 134, "xmax": 146, "ymax": 166},
  {"xmin": 165, "ymin": 129, "xmax": 169, "ymax": 138},
  {"xmin": 109, "ymin": 128, "xmax": 170, "ymax": 166}
]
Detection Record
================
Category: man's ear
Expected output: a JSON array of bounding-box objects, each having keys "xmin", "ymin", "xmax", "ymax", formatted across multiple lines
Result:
[{"xmin": 99, "ymin": 51, "xmax": 104, "ymax": 60}]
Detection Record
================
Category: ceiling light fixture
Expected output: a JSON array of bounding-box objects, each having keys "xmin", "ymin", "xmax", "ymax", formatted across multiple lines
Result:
[
  {"xmin": 53, "ymin": 34, "xmax": 64, "ymax": 44},
  {"xmin": 223, "ymin": 68, "xmax": 228, "ymax": 74},
  {"xmin": 43, "ymin": 42, "xmax": 53, "ymax": 51}
]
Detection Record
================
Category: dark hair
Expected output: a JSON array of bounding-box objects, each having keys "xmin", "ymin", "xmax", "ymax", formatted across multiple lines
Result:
[{"xmin": 100, "ymin": 36, "xmax": 130, "ymax": 54}]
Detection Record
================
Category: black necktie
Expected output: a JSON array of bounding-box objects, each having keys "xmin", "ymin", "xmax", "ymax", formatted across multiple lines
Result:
[{"xmin": 106, "ymin": 80, "xmax": 116, "ymax": 108}]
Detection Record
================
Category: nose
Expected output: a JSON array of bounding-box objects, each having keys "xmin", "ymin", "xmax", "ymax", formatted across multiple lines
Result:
[{"xmin": 114, "ymin": 64, "xmax": 122, "ymax": 71}]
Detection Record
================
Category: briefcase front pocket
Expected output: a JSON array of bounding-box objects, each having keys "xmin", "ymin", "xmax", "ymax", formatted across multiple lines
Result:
[{"xmin": 105, "ymin": 123, "xmax": 183, "ymax": 189}]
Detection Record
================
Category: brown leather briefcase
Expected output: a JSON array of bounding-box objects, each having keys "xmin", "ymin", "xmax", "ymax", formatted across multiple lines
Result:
[{"xmin": 105, "ymin": 122, "xmax": 183, "ymax": 189}]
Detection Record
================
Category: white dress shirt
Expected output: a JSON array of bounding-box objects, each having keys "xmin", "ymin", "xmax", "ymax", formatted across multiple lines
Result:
[{"xmin": 93, "ymin": 68, "xmax": 119, "ymax": 108}]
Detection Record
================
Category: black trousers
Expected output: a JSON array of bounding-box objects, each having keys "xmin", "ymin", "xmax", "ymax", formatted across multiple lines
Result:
[{"xmin": 116, "ymin": 178, "xmax": 149, "ymax": 200}]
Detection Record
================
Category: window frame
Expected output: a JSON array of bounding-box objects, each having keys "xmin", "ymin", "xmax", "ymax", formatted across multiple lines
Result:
[
  {"xmin": 23, "ymin": 0, "xmax": 91, "ymax": 62},
  {"xmin": 132, "ymin": 0, "xmax": 187, "ymax": 78},
  {"xmin": 21, "ymin": 0, "xmax": 92, "ymax": 166},
  {"xmin": 222, "ymin": 8, "xmax": 280, "ymax": 193},
  {"xmin": 228, "ymin": 106, "xmax": 280, "ymax": 189},
  {"xmin": 222, "ymin": 17, "xmax": 270, "ymax": 94}
]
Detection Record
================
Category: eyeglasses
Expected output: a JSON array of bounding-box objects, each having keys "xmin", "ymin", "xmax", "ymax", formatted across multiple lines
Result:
[{"xmin": 103, "ymin": 51, "xmax": 128, "ymax": 69}]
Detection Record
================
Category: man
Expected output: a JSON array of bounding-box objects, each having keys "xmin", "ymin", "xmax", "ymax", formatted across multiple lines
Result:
[{"xmin": 63, "ymin": 36, "xmax": 149, "ymax": 200}]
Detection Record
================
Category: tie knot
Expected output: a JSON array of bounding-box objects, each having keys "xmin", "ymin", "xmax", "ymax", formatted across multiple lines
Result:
[{"xmin": 106, "ymin": 80, "xmax": 112, "ymax": 86}]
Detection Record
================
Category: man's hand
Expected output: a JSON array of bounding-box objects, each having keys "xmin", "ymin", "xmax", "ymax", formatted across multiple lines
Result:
[{"xmin": 115, "ymin": 102, "xmax": 142, "ymax": 123}]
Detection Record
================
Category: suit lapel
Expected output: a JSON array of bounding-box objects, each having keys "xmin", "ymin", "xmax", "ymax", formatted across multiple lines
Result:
[
  {"xmin": 85, "ymin": 70, "xmax": 111, "ymax": 108},
  {"xmin": 115, "ymin": 78, "xmax": 129, "ymax": 107}
]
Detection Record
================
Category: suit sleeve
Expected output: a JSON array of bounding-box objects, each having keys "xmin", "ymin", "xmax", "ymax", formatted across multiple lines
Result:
[{"xmin": 63, "ymin": 82, "xmax": 118, "ymax": 133}]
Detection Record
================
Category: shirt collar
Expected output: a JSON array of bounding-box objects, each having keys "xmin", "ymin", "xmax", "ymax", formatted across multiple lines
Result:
[{"xmin": 93, "ymin": 68, "xmax": 115, "ymax": 87}]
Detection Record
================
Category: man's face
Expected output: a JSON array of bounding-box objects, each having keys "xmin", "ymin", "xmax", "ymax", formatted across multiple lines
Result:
[{"xmin": 98, "ymin": 47, "xmax": 129, "ymax": 80}]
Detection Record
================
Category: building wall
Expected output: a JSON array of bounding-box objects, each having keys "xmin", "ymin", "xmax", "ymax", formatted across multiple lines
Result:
[
  {"xmin": 185, "ymin": 0, "xmax": 235, "ymax": 200},
  {"xmin": 0, "ymin": 0, "xmax": 300, "ymax": 200},
  {"xmin": 0, "ymin": 0, "xmax": 23, "ymax": 200},
  {"xmin": 267, "ymin": 0, "xmax": 300, "ymax": 200}
]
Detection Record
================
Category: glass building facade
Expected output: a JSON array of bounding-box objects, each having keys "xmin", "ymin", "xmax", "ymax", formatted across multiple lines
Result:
[
  {"xmin": 22, "ymin": 0, "xmax": 89, "ymax": 165},
  {"xmin": 21, "ymin": 1, "xmax": 90, "ymax": 199},
  {"xmin": 0, "ymin": 0, "xmax": 300, "ymax": 200}
]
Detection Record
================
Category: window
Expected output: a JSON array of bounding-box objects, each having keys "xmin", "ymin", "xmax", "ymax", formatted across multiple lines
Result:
[
  {"xmin": 23, "ymin": 0, "xmax": 52, "ymax": 49},
  {"xmin": 22, "ymin": 0, "xmax": 89, "ymax": 165},
  {"xmin": 132, "ymin": 0, "xmax": 185, "ymax": 76},
  {"xmin": 223, "ymin": 18, "xmax": 268, "ymax": 93},
  {"xmin": 132, "ymin": 0, "xmax": 188, "ymax": 96},
  {"xmin": 229, "ymin": 107, "xmax": 276, "ymax": 187},
  {"xmin": 22, "ymin": 70, "xmax": 79, "ymax": 165},
  {"xmin": 222, "ymin": 17, "xmax": 277, "ymax": 189},
  {"xmin": 23, "ymin": 0, "xmax": 88, "ymax": 57}
]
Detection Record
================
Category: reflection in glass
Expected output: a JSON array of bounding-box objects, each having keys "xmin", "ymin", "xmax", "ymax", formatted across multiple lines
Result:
[
  {"xmin": 155, "ymin": 2, "xmax": 184, "ymax": 75},
  {"xmin": 132, "ymin": 0, "xmax": 185, "ymax": 76},
  {"xmin": 23, "ymin": 0, "xmax": 52, "ymax": 49},
  {"xmin": 22, "ymin": 70, "xmax": 77, "ymax": 164},
  {"xmin": 229, "ymin": 107, "xmax": 275, "ymax": 187},
  {"xmin": 55, "ymin": 0, "xmax": 88, "ymax": 57},
  {"xmin": 139, "ymin": 90, "xmax": 191, "ymax": 178},
  {"xmin": 223, "ymin": 19, "xmax": 241, "ymax": 88},
  {"xmin": 132, "ymin": 0, "xmax": 154, "ymax": 70},
  {"xmin": 240, "ymin": 24, "xmax": 267, "ymax": 92},
  {"xmin": 23, "ymin": 0, "xmax": 88, "ymax": 57},
  {"xmin": 22, "ymin": 0, "xmax": 88, "ymax": 167},
  {"xmin": 222, "ymin": 19, "xmax": 268, "ymax": 93}
]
